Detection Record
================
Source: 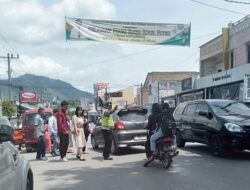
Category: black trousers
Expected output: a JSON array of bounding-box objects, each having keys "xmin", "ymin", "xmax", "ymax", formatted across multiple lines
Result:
[
  {"xmin": 59, "ymin": 133, "xmax": 69, "ymax": 159},
  {"xmin": 36, "ymin": 135, "xmax": 46, "ymax": 159},
  {"xmin": 82, "ymin": 133, "xmax": 89, "ymax": 152},
  {"xmin": 102, "ymin": 129, "xmax": 113, "ymax": 158}
]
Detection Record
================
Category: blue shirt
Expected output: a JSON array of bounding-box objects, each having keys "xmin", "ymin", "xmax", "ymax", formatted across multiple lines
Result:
[{"xmin": 34, "ymin": 114, "xmax": 45, "ymax": 137}]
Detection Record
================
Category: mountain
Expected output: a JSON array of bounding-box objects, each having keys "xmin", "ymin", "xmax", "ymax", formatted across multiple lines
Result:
[{"xmin": 0, "ymin": 74, "xmax": 94, "ymax": 102}]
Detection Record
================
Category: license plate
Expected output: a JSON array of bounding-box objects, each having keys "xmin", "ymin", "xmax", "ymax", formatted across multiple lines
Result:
[{"xmin": 134, "ymin": 136, "xmax": 146, "ymax": 141}]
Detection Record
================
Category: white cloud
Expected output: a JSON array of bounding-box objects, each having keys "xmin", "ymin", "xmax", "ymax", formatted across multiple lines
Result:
[
  {"xmin": 18, "ymin": 55, "xmax": 69, "ymax": 76},
  {"xmin": 0, "ymin": 0, "xmax": 116, "ymax": 43}
]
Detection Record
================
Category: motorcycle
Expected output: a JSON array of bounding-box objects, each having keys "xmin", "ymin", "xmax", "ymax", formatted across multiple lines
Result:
[{"xmin": 143, "ymin": 135, "xmax": 179, "ymax": 169}]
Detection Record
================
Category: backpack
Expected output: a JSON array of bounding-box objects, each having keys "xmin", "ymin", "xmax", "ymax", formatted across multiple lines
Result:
[{"xmin": 160, "ymin": 114, "xmax": 176, "ymax": 136}]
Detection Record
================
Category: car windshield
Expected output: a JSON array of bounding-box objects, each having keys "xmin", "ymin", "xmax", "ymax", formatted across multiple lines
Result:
[
  {"xmin": 25, "ymin": 112, "xmax": 52, "ymax": 125},
  {"xmin": 119, "ymin": 112, "xmax": 147, "ymax": 122},
  {"xmin": 209, "ymin": 101, "xmax": 250, "ymax": 116}
]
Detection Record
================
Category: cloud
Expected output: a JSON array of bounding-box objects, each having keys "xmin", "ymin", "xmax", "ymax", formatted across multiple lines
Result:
[
  {"xmin": 0, "ymin": 0, "xmax": 120, "ymax": 92},
  {"xmin": 0, "ymin": 0, "xmax": 116, "ymax": 43},
  {"xmin": 16, "ymin": 55, "xmax": 69, "ymax": 76}
]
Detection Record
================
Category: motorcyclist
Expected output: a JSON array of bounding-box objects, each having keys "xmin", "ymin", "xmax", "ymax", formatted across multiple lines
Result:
[
  {"xmin": 149, "ymin": 102, "xmax": 176, "ymax": 159},
  {"xmin": 145, "ymin": 103, "xmax": 162, "ymax": 159}
]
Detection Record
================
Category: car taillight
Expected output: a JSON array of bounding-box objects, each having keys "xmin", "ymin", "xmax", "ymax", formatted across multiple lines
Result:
[{"xmin": 115, "ymin": 121, "xmax": 124, "ymax": 130}]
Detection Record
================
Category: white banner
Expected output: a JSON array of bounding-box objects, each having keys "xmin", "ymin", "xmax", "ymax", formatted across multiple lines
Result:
[{"xmin": 65, "ymin": 17, "xmax": 191, "ymax": 46}]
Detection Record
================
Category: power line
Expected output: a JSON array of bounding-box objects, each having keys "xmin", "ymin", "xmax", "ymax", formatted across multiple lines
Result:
[
  {"xmin": 224, "ymin": 0, "xmax": 250, "ymax": 4},
  {"xmin": 47, "ymin": 31, "xmax": 221, "ymax": 76},
  {"xmin": 189, "ymin": 0, "xmax": 248, "ymax": 15},
  {"xmin": 0, "ymin": 32, "xmax": 28, "ymax": 74}
]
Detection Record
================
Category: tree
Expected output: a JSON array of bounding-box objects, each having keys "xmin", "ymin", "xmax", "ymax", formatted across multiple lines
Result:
[{"xmin": 2, "ymin": 101, "xmax": 16, "ymax": 117}]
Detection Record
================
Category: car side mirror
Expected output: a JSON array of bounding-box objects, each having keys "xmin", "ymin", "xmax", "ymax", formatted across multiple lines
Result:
[{"xmin": 0, "ymin": 124, "xmax": 14, "ymax": 142}]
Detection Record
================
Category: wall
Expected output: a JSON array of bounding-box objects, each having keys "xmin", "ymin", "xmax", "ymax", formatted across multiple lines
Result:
[
  {"xmin": 111, "ymin": 86, "xmax": 134, "ymax": 108},
  {"xmin": 229, "ymin": 15, "xmax": 250, "ymax": 67},
  {"xmin": 200, "ymin": 53, "xmax": 224, "ymax": 77},
  {"xmin": 200, "ymin": 35, "xmax": 224, "ymax": 77}
]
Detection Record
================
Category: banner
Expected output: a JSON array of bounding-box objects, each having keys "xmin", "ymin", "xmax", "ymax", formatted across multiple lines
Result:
[
  {"xmin": 65, "ymin": 17, "xmax": 191, "ymax": 46},
  {"xmin": 19, "ymin": 91, "xmax": 37, "ymax": 103}
]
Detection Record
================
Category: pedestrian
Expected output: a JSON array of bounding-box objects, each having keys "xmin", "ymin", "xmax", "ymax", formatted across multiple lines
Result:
[
  {"xmin": 72, "ymin": 107, "xmax": 86, "ymax": 161},
  {"xmin": 48, "ymin": 108, "xmax": 60, "ymax": 157},
  {"xmin": 67, "ymin": 113, "xmax": 74, "ymax": 153},
  {"xmin": 101, "ymin": 101, "xmax": 118, "ymax": 160},
  {"xmin": 82, "ymin": 110, "xmax": 90, "ymax": 154},
  {"xmin": 35, "ymin": 107, "xmax": 47, "ymax": 161},
  {"xmin": 57, "ymin": 100, "xmax": 70, "ymax": 162},
  {"xmin": 44, "ymin": 120, "xmax": 51, "ymax": 154}
]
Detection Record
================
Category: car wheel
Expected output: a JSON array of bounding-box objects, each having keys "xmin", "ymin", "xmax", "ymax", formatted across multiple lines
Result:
[
  {"xmin": 91, "ymin": 136, "xmax": 99, "ymax": 149},
  {"xmin": 111, "ymin": 139, "xmax": 120, "ymax": 155},
  {"xmin": 176, "ymin": 130, "xmax": 186, "ymax": 148},
  {"xmin": 209, "ymin": 134, "xmax": 224, "ymax": 157},
  {"xmin": 26, "ymin": 170, "xmax": 33, "ymax": 190}
]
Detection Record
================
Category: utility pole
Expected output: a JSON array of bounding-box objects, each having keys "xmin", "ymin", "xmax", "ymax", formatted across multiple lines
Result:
[{"xmin": 0, "ymin": 53, "xmax": 19, "ymax": 102}]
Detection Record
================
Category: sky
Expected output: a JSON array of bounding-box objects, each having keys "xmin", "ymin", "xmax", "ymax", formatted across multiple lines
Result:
[{"xmin": 0, "ymin": 0, "xmax": 249, "ymax": 93}]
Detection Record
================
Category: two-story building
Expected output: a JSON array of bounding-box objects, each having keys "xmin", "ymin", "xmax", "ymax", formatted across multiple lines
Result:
[
  {"xmin": 141, "ymin": 72, "xmax": 199, "ymax": 107},
  {"xmin": 162, "ymin": 15, "xmax": 250, "ymax": 106}
]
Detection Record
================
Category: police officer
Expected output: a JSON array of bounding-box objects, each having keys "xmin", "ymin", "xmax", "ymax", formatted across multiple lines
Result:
[{"xmin": 102, "ymin": 101, "xmax": 118, "ymax": 160}]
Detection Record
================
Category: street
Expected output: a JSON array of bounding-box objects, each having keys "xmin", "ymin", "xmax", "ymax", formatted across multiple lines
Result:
[{"xmin": 23, "ymin": 142, "xmax": 250, "ymax": 190}]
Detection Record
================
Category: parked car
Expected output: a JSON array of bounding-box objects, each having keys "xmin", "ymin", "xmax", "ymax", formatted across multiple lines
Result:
[
  {"xmin": 173, "ymin": 99, "xmax": 250, "ymax": 156},
  {"xmin": 0, "ymin": 117, "xmax": 33, "ymax": 190},
  {"xmin": 91, "ymin": 107, "xmax": 148, "ymax": 154},
  {"xmin": 23, "ymin": 108, "xmax": 52, "ymax": 152}
]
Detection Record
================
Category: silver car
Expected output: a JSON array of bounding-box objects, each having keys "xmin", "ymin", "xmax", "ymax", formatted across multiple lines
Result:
[
  {"xmin": 0, "ymin": 117, "xmax": 33, "ymax": 190},
  {"xmin": 91, "ymin": 107, "xmax": 148, "ymax": 154}
]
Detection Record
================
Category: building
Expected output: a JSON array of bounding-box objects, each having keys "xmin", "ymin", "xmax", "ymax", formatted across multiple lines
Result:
[
  {"xmin": 200, "ymin": 15, "xmax": 250, "ymax": 77},
  {"xmin": 162, "ymin": 15, "xmax": 250, "ymax": 106},
  {"xmin": 229, "ymin": 15, "xmax": 250, "ymax": 68},
  {"xmin": 200, "ymin": 34, "xmax": 224, "ymax": 77},
  {"xmin": 109, "ymin": 86, "xmax": 135, "ymax": 108},
  {"xmin": 142, "ymin": 72, "xmax": 199, "ymax": 106}
]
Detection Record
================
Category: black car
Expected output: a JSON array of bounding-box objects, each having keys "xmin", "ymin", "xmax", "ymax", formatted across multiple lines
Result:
[
  {"xmin": 91, "ymin": 107, "xmax": 148, "ymax": 154},
  {"xmin": 173, "ymin": 99, "xmax": 250, "ymax": 156}
]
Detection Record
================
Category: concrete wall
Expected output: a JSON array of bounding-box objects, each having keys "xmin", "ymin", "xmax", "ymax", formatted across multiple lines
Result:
[
  {"xmin": 200, "ymin": 53, "xmax": 224, "ymax": 77},
  {"xmin": 111, "ymin": 86, "xmax": 134, "ymax": 108},
  {"xmin": 200, "ymin": 35, "xmax": 224, "ymax": 77},
  {"xmin": 229, "ymin": 15, "xmax": 250, "ymax": 67},
  {"xmin": 144, "ymin": 72, "xmax": 198, "ymax": 88}
]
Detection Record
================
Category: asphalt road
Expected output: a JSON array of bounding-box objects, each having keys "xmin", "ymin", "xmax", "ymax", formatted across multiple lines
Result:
[{"xmin": 22, "ymin": 142, "xmax": 250, "ymax": 190}]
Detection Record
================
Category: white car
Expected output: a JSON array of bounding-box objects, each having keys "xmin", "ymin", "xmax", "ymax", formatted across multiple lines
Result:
[{"xmin": 0, "ymin": 117, "xmax": 33, "ymax": 190}]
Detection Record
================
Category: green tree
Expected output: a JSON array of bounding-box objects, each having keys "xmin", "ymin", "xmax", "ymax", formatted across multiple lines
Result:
[{"xmin": 2, "ymin": 101, "xmax": 16, "ymax": 117}]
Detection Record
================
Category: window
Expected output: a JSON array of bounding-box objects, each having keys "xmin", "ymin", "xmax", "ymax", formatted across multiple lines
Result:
[
  {"xmin": 209, "ymin": 101, "xmax": 250, "ymax": 116},
  {"xmin": 174, "ymin": 103, "xmax": 186, "ymax": 115},
  {"xmin": 25, "ymin": 112, "xmax": 52, "ymax": 125},
  {"xmin": 183, "ymin": 104, "xmax": 197, "ymax": 116},
  {"xmin": 196, "ymin": 103, "xmax": 209, "ymax": 115},
  {"xmin": 119, "ymin": 112, "xmax": 147, "ymax": 122},
  {"xmin": 230, "ymin": 51, "xmax": 234, "ymax": 68},
  {"xmin": 247, "ymin": 43, "xmax": 250, "ymax": 64}
]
